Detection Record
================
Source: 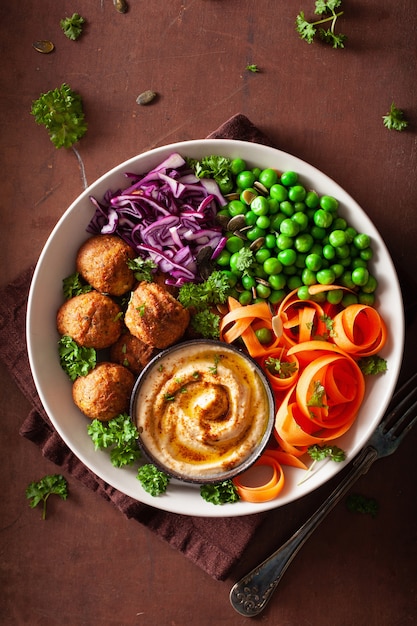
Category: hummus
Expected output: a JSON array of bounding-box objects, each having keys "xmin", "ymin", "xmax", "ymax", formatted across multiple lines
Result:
[{"xmin": 133, "ymin": 341, "xmax": 274, "ymax": 482}]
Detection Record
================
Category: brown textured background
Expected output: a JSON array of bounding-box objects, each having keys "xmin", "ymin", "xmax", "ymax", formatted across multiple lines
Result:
[{"xmin": 1, "ymin": 1, "xmax": 417, "ymax": 624}]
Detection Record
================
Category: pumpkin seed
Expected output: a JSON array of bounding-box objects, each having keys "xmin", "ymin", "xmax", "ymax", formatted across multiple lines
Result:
[
  {"xmin": 227, "ymin": 215, "xmax": 246, "ymax": 232},
  {"xmin": 254, "ymin": 181, "xmax": 269, "ymax": 195},
  {"xmin": 136, "ymin": 90, "xmax": 157, "ymax": 105},
  {"xmin": 33, "ymin": 40, "xmax": 55, "ymax": 54},
  {"xmin": 241, "ymin": 188, "xmax": 257, "ymax": 205},
  {"xmin": 113, "ymin": 0, "xmax": 128, "ymax": 13},
  {"xmin": 249, "ymin": 237, "xmax": 265, "ymax": 252}
]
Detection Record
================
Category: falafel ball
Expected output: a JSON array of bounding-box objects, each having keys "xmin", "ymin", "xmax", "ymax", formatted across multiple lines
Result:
[
  {"xmin": 72, "ymin": 362, "xmax": 135, "ymax": 421},
  {"xmin": 76, "ymin": 234, "xmax": 136, "ymax": 296},
  {"xmin": 125, "ymin": 281, "xmax": 190, "ymax": 349},
  {"xmin": 110, "ymin": 331, "xmax": 156, "ymax": 375},
  {"xmin": 57, "ymin": 291, "xmax": 123, "ymax": 349}
]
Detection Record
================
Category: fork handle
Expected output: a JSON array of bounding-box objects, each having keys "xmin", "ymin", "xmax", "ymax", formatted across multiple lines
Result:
[{"xmin": 230, "ymin": 446, "xmax": 378, "ymax": 617}]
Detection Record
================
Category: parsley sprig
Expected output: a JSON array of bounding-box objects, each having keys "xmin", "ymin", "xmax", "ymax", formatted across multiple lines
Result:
[
  {"xmin": 26, "ymin": 474, "xmax": 68, "ymax": 520},
  {"xmin": 178, "ymin": 270, "xmax": 231, "ymax": 309},
  {"xmin": 127, "ymin": 257, "xmax": 157, "ymax": 282},
  {"xmin": 137, "ymin": 464, "xmax": 170, "ymax": 496},
  {"xmin": 60, "ymin": 13, "xmax": 85, "ymax": 41},
  {"xmin": 87, "ymin": 414, "xmax": 141, "ymax": 468},
  {"xmin": 58, "ymin": 335, "xmax": 96, "ymax": 381},
  {"xmin": 62, "ymin": 272, "xmax": 92, "ymax": 299},
  {"xmin": 31, "ymin": 83, "xmax": 87, "ymax": 149},
  {"xmin": 358, "ymin": 355, "xmax": 388, "ymax": 375},
  {"xmin": 200, "ymin": 480, "xmax": 240, "ymax": 505},
  {"xmin": 382, "ymin": 102, "xmax": 408, "ymax": 132},
  {"xmin": 296, "ymin": 0, "xmax": 346, "ymax": 48},
  {"xmin": 187, "ymin": 155, "xmax": 233, "ymax": 194}
]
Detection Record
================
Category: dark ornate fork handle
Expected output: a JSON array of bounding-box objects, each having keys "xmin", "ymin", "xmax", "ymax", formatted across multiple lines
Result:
[{"xmin": 229, "ymin": 446, "xmax": 377, "ymax": 617}]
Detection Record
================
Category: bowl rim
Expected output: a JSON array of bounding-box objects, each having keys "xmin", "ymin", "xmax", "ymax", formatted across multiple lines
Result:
[{"xmin": 26, "ymin": 138, "xmax": 405, "ymax": 517}]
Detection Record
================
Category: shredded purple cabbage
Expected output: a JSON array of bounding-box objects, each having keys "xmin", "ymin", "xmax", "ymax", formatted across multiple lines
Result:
[{"xmin": 87, "ymin": 153, "xmax": 227, "ymax": 285}]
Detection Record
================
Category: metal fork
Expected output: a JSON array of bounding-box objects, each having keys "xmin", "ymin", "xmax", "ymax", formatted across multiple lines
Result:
[{"xmin": 230, "ymin": 372, "xmax": 417, "ymax": 617}]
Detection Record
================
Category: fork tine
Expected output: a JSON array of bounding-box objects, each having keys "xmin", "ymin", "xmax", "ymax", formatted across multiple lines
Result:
[{"xmin": 381, "ymin": 372, "xmax": 417, "ymax": 439}]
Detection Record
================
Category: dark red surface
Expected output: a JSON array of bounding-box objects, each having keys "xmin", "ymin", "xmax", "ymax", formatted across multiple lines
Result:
[{"xmin": 1, "ymin": 2, "xmax": 417, "ymax": 624}]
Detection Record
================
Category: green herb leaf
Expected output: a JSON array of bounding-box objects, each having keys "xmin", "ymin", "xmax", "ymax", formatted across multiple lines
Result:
[
  {"xmin": 137, "ymin": 464, "xmax": 170, "ymax": 496},
  {"xmin": 308, "ymin": 444, "xmax": 346, "ymax": 462},
  {"xmin": 233, "ymin": 247, "xmax": 254, "ymax": 273},
  {"xmin": 127, "ymin": 257, "xmax": 157, "ymax": 282},
  {"xmin": 26, "ymin": 474, "xmax": 68, "ymax": 520},
  {"xmin": 246, "ymin": 64, "xmax": 260, "ymax": 73},
  {"xmin": 191, "ymin": 309, "xmax": 220, "ymax": 339},
  {"xmin": 307, "ymin": 380, "xmax": 327, "ymax": 408},
  {"xmin": 187, "ymin": 155, "xmax": 233, "ymax": 193},
  {"xmin": 178, "ymin": 270, "xmax": 231, "ymax": 310},
  {"xmin": 60, "ymin": 13, "xmax": 85, "ymax": 41},
  {"xmin": 358, "ymin": 355, "xmax": 388, "ymax": 375},
  {"xmin": 87, "ymin": 414, "xmax": 141, "ymax": 468},
  {"xmin": 31, "ymin": 83, "xmax": 88, "ymax": 149},
  {"xmin": 200, "ymin": 480, "xmax": 240, "ymax": 505},
  {"xmin": 58, "ymin": 335, "xmax": 96, "ymax": 380},
  {"xmin": 264, "ymin": 356, "xmax": 298, "ymax": 379},
  {"xmin": 382, "ymin": 102, "xmax": 408, "ymax": 131},
  {"xmin": 296, "ymin": 1, "xmax": 345, "ymax": 47},
  {"xmin": 62, "ymin": 272, "xmax": 93, "ymax": 299}
]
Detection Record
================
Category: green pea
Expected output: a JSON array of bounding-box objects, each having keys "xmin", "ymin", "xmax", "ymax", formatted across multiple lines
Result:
[
  {"xmin": 226, "ymin": 236, "xmax": 244, "ymax": 253},
  {"xmin": 236, "ymin": 170, "xmax": 257, "ymax": 189},
  {"xmin": 297, "ymin": 285, "xmax": 311, "ymax": 300},
  {"xmin": 265, "ymin": 233, "xmax": 277, "ymax": 249},
  {"xmin": 292, "ymin": 211, "xmax": 309, "ymax": 231},
  {"xmin": 335, "ymin": 244, "xmax": 350, "ymax": 259},
  {"xmin": 259, "ymin": 168, "xmax": 279, "ymax": 188},
  {"xmin": 276, "ymin": 234, "xmax": 294, "ymax": 250},
  {"xmin": 241, "ymin": 274, "xmax": 256, "ymax": 290},
  {"xmin": 301, "ymin": 268, "xmax": 317, "ymax": 286},
  {"xmin": 280, "ymin": 201, "xmax": 295, "ymax": 217},
  {"xmin": 316, "ymin": 268, "xmax": 336, "ymax": 285},
  {"xmin": 322, "ymin": 244, "xmax": 336, "ymax": 260},
  {"xmin": 218, "ymin": 179, "xmax": 234, "ymax": 195},
  {"xmin": 252, "ymin": 167, "xmax": 262, "ymax": 179},
  {"xmin": 246, "ymin": 226, "xmax": 266, "ymax": 241},
  {"xmin": 330, "ymin": 263, "xmax": 344, "ymax": 278},
  {"xmin": 228, "ymin": 199, "xmax": 247, "ymax": 217},
  {"xmin": 255, "ymin": 247, "xmax": 271, "ymax": 264},
  {"xmin": 295, "ymin": 233, "xmax": 314, "ymax": 253},
  {"xmin": 352, "ymin": 258, "xmax": 367, "ymax": 269},
  {"xmin": 239, "ymin": 290, "xmax": 253, "ymax": 305},
  {"xmin": 256, "ymin": 283, "xmax": 272, "ymax": 300},
  {"xmin": 342, "ymin": 292, "xmax": 358, "ymax": 307},
  {"xmin": 288, "ymin": 185, "xmax": 306, "ymax": 202},
  {"xmin": 287, "ymin": 275, "xmax": 303, "ymax": 290},
  {"xmin": 293, "ymin": 202, "xmax": 306, "ymax": 213},
  {"xmin": 354, "ymin": 233, "xmax": 371, "ymax": 250},
  {"xmin": 230, "ymin": 158, "xmax": 246, "ymax": 175},
  {"xmin": 360, "ymin": 247, "xmax": 373, "ymax": 261},
  {"xmin": 327, "ymin": 289, "xmax": 343, "ymax": 305},
  {"xmin": 358, "ymin": 292, "xmax": 375, "ymax": 306},
  {"xmin": 278, "ymin": 248, "xmax": 297, "ymax": 266},
  {"xmin": 240, "ymin": 187, "xmax": 258, "ymax": 205},
  {"xmin": 328, "ymin": 229, "xmax": 348, "ymax": 247},
  {"xmin": 351, "ymin": 266, "xmax": 369, "ymax": 286},
  {"xmin": 268, "ymin": 273, "xmax": 286, "ymax": 290},
  {"xmin": 320, "ymin": 195, "xmax": 339, "ymax": 212},
  {"xmin": 270, "ymin": 213, "xmax": 285, "ymax": 231},
  {"xmin": 221, "ymin": 270, "xmax": 239, "ymax": 288},
  {"xmin": 255, "ymin": 327, "xmax": 273, "ymax": 344},
  {"xmin": 216, "ymin": 249, "xmax": 231, "ymax": 267},
  {"xmin": 305, "ymin": 253, "xmax": 322, "ymax": 272},
  {"xmin": 256, "ymin": 215, "xmax": 271, "ymax": 229},
  {"xmin": 263, "ymin": 257, "xmax": 283, "ymax": 275},
  {"xmin": 340, "ymin": 271, "xmax": 355, "ymax": 290},
  {"xmin": 269, "ymin": 289, "xmax": 285, "ymax": 305},
  {"xmin": 310, "ymin": 225, "xmax": 327, "ymax": 240},
  {"xmin": 280, "ymin": 171, "xmax": 298, "ymax": 187},
  {"xmin": 331, "ymin": 217, "xmax": 347, "ymax": 230},
  {"xmin": 280, "ymin": 218, "xmax": 300, "ymax": 238},
  {"xmin": 305, "ymin": 190, "xmax": 320, "ymax": 209},
  {"xmin": 251, "ymin": 195, "xmax": 270, "ymax": 216},
  {"xmin": 268, "ymin": 198, "xmax": 280, "ymax": 214},
  {"xmin": 313, "ymin": 209, "xmax": 333, "ymax": 229},
  {"xmin": 361, "ymin": 274, "xmax": 378, "ymax": 294},
  {"xmin": 295, "ymin": 253, "xmax": 307, "ymax": 268},
  {"xmin": 345, "ymin": 227, "xmax": 357, "ymax": 243},
  {"xmin": 270, "ymin": 184, "xmax": 288, "ymax": 202},
  {"xmin": 245, "ymin": 210, "xmax": 258, "ymax": 226}
]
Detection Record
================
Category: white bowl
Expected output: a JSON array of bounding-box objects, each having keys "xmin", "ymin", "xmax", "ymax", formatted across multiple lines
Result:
[{"xmin": 27, "ymin": 139, "xmax": 404, "ymax": 517}]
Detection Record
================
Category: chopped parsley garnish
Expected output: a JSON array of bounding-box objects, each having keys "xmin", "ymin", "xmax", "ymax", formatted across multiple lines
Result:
[
  {"xmin": 58, "ymin": 335, "xmax": 96, "ymax": 380},
  {"xmin": 308, "ymin": 444, "xmax": 346, "ymax": 463},
  {"xmin": 87, "ymin": 414, "xmax": 141, "ymax": 468},
  {"xmin": 178, "ymin": 270, "xmax": 231, "ymax": 310},
  {"xmin": 358, "ymin": 355, "xmax": 388, "ymax": 375},
  {"xmin": 191, "ymin": 309, "xmax": 221, "ymax": 339},
  {"xmin": 382, "ymin": 103, "xmax": 408, "ymax": 132},
  {"xmin": 264, "ymin": 356, "xmax": 298, "ymax": 379},
  {"xmin": 62, "ymin": 272, "xmax": 92, "ymax": 299},
  {"xmin": 296, "ymin": 0, "xmax": 346, "ymax": 49},
  {"xmin": 60, "ymin": 13, "xmax": 85, "ymax": 40},
  {"xmin": 127, "ymin": 257, "xmax": 157, "ymax": 282},
  {"xmin": 137, "ymin": 464, "xmax": 170, "ymax": 496},
  {"xmin": 346, "ymin": 493, "xmax": 379, "ymax": 517},
  {"xmin": 307, "ymin": 380, "xmax": 327, "ymax": 409},
  {"xmin": 200, "ymin": 480, "xmax": 240, "ymax": 504},
  {"xmin": 187, "ymin": 155, "xmax": 233, "ymax": 194}
]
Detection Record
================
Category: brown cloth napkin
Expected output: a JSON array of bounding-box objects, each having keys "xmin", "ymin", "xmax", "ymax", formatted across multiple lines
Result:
[{"xmin": 0, "ymin": 114, "xmax": 273, "ymax": 581}]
